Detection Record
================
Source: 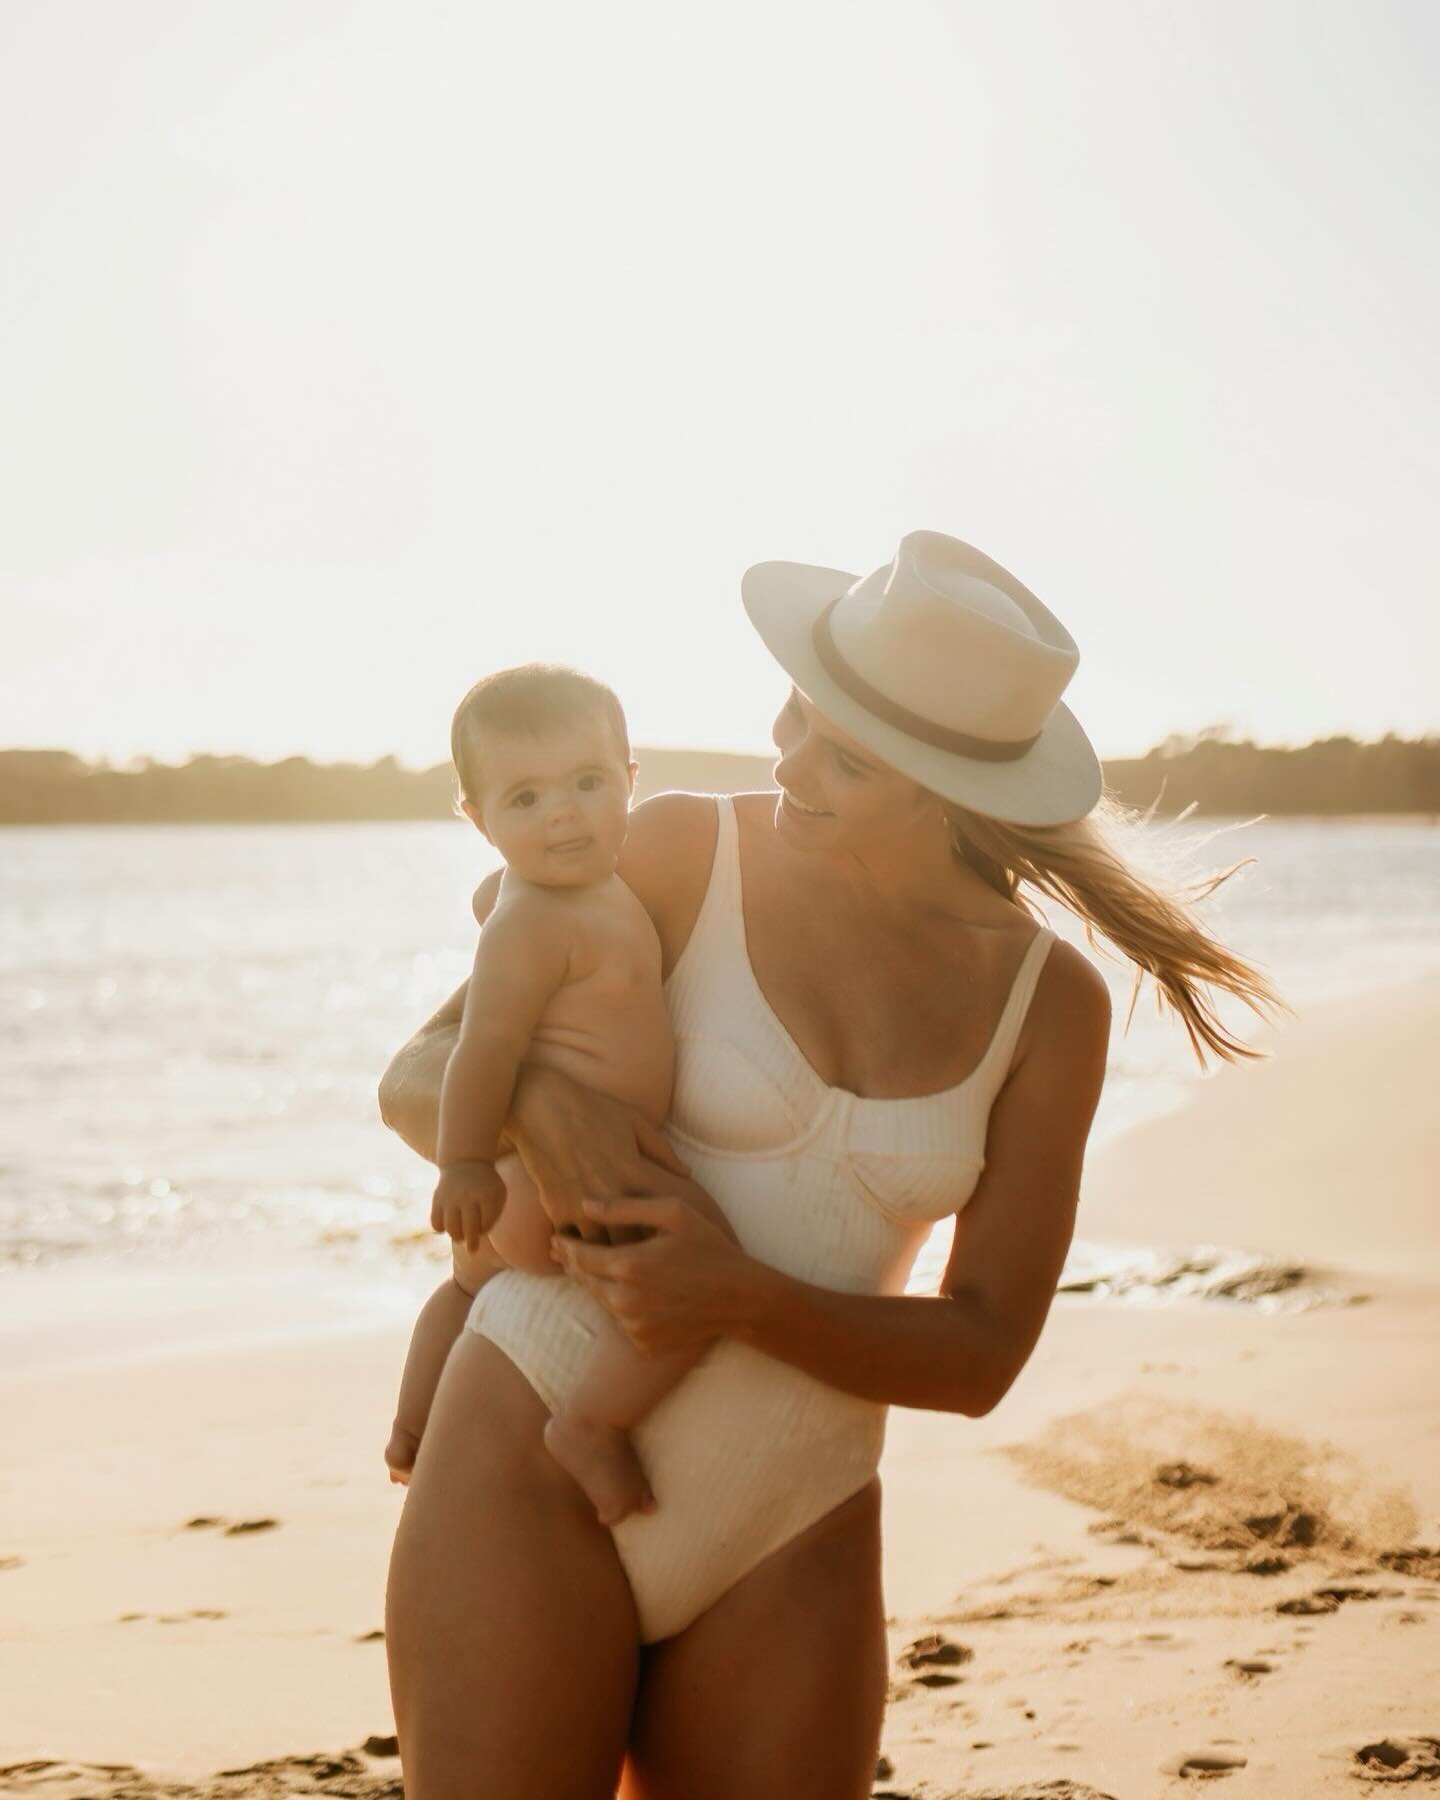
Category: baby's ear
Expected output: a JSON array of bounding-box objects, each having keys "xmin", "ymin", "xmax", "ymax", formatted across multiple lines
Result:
[
  {"xmin": 626, "ymin": 761, "xmax": 639, "ymax": 797},
  {"xmin": 460, "ymin": 799, "xmax": 491, "ymax": 842}
]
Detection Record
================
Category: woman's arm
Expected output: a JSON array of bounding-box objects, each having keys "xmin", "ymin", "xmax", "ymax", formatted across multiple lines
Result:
[
  {"xmin": 378, "ymin": 979, "xmax": 466, "ymax": 1164},
  {"xmin": 564, "ymin": 946, "xmax": 1112, "ymax": 1417}
]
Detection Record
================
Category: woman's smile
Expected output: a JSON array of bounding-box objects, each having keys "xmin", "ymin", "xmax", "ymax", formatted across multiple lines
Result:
[{"xmin": 779, "ymin": 788, "xmax": 832, "ymax": 819}]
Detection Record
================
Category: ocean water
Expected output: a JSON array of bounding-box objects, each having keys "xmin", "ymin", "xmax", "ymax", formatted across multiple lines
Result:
[{"xmin": 2, "ymin": 813, "xmax": 1437, "ymax": 1337}]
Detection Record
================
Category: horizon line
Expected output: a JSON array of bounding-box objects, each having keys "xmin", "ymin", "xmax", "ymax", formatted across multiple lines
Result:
[{"xmin": 2, "ymin": 727, "xmax": 1436, "ymax": 772}]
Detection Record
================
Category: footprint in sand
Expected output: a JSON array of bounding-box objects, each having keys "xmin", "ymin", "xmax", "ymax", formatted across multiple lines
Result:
[
  {"xmin": 1241, "ymin": 1550, "xmax": 1291, "ymax": 1575},
  {"xmin": 217, "ymin": 1754, "xmax": 367, "ymax": 1782},
  {"xmin": 1223, "ymin": 1657, "xmax": 1275, "ymax": 1680},
  {"xmin": 1277, "ymin": 1591, "xmax": 1340, "ymax": 1615},
  {"xmin": 898, "ymin": 1632, "xmax": 973, "ymax": 1689},
  {"xmin": 1376, "ymin": 1546, "xmax": 1440, "ymax": 1581},
  {"xmin": 1278, "ymin": 1581, "xmax": 1404, "ymax": 1616},
  {"xmin": 180, "ymin": 1516, "xmax": 280, "ymax": 1536},
  {"xmin": 115, "ymin": 1609, "xmax": 229, "ymax": 1625},
  {"xmin": 947, "ymin": 1785, "xmax": 1116, "ymax": 1799},
  {"xmin": 1160, "ymin": 1748, "xmax": 1249, "ymax": 1778},
  {"xmin": 899, "ymin": 1632, "xmax": 974, "ymax": 1690},
  {"xmin": 1353, "ymin": 1735, "xmax": 1440, "ymax": 1781}
]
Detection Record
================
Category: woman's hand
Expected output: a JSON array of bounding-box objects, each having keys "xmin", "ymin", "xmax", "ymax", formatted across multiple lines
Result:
[
  {"xmin": 507, "ymin": 1065, "xmax": 691, "ymax": 1244},
  {"xmin": 550, "ymin": 1188, "xmax": 766, "ymax": 1355}
]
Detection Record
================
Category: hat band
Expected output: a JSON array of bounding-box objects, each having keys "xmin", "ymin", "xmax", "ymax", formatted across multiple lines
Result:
[{"xmin": 812, "ymin": 599, "xmax": 1041, "ymax": 764}]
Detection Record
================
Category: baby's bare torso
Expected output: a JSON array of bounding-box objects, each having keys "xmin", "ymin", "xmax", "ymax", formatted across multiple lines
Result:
[
  {"xmin": 482, "ymin": 872, "xmax": 674, "ymax": 1277},
  {"xmin": 511, "ymin": 871, "xmax": 673, "ymax": 1124}
]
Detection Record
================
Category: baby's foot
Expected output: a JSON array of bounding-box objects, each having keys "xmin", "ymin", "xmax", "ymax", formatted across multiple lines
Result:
[
  {"xmin": 544, "ymin": 1413, "xmax": 656, "ymax": 1526},
  {"xmin": 385, "ymin": 1422, "xmax": 422, "ymax": 1487}
]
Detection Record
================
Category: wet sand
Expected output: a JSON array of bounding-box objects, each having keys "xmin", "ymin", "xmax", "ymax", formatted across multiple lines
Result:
[{"xmin": 3, "ymin": 975, "xmax": 1437, "ymax": 1797}]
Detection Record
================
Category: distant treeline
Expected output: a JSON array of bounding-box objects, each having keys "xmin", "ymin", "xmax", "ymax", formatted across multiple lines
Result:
[
  {"xmin": 0, "ymin": 748, "xmax": 775, "ymax": 824},
  {"xmin": 0, "ymin": 730, "xmax": 1436, "ymax": 824}
]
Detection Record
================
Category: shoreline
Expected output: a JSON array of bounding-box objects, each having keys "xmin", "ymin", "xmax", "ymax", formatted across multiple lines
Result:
[
  {"xmin": 3, "ymin": 973, "xmax": 1438, "ymax": 1793},
  {"xmin": 6, "ymin": 958, "xmax": 1438, "ymax": 1371}
]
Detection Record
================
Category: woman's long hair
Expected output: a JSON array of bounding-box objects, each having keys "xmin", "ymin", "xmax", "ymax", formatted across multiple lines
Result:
[{"xmin": 944, "ymin": 788, "xmax": 1294, "ymax": 1068}]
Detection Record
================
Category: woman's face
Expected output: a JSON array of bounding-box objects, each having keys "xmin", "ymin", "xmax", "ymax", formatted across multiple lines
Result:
[{"xmin": 770, "ymin": 688, "xmax": 937, "ymax": 853}]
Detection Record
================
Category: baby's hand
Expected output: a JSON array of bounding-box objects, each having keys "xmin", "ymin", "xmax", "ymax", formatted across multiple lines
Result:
[{"xmin": 431, "ymin": 1160, "xmax": 508, "ymax": 1252}]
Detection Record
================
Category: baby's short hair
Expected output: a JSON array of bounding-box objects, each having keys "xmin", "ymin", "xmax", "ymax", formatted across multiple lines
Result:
[{"xmin": 450, "ymin": 664, "xmax": 631, "ymax": 806}]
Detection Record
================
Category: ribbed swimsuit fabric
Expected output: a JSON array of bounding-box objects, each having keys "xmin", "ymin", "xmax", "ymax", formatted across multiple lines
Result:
[{"xmin": 465, "ymin": 795, "xmax": 1057, "ymax": 1643}]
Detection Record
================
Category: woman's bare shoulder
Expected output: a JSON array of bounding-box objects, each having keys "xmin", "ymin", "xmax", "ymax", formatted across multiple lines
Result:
[
  {"xmin": 1018, "ymin": 934, "xmax": 1112, "ymax": 1068},
  {"xmin": 622, "ymin": 789, "xmax": 720, "ymax": 863},
  {"xmin": 618, "ymin": 791, "xmax": 723, "ymax": 963}
]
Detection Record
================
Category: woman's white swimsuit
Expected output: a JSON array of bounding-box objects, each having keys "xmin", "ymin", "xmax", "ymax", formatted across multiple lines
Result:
[{"xmin": 466, "ymin": 795, "xmax": 1057, "ymax": 1642}]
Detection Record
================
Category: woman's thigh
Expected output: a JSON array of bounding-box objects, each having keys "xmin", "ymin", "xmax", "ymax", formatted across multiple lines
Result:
[
  {"xmin": 386, "ymin": 1328, "xmax": 640, "ymax": 1800},
  {"xmin": 620, "ymin": 1479, "xmax": 888, "ymax": 1800}
]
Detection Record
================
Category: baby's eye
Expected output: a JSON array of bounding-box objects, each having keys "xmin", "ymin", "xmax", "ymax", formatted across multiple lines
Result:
[
  {"xmin": 833, "ymin": 748, "xmax": 867, "ymax": 777},
  {"xmin": 511, "ymin": 790, "xmax": 537, "ymax": 808},
  {"xmin": 577, "ymin": 773, "xmax": 604, "ymax": 792}
]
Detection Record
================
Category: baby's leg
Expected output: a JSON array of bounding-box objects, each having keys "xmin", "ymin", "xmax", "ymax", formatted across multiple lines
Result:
[
  {"xmin": 544, "ymin": 1324, "xmax": 704, "ymax": 1526},
  {"xmin": 385, "ymin": 1152, "xmax": 557, "ymax": 1484},
  {"xmin": 385, "ymin": 1240, "xmax": 505, "ymax": 1485},
  {"xmin": 545, "ymin": 1180, "xmax": 731, "ymax": 1525}
]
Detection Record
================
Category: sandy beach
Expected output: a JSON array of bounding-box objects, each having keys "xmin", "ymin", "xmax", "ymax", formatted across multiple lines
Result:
[{"xmin": 3, "ymin": 975, "xmax": 1438, "ymax": 1798}]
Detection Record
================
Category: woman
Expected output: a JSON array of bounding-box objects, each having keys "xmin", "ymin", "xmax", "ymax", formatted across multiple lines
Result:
[{"xmin": 378, "ymin": 530, "xmax": 1285, "ymax": 1798}]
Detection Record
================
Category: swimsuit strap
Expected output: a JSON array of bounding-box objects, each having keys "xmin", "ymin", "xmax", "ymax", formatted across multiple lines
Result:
[
  {"xmin": 982, "ymin": 925, "xmax": 1057, "ymax": 1084},
  {"xmin": 667, "ymin": 794, "xmax": 745, "ymax": 989},
  {"xmin": 712, "ymin": 793, "xmax": 742, "ymax": 913}
]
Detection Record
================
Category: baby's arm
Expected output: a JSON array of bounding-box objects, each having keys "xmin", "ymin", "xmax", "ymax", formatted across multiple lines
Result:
[{"xmin": 432, "ymin": 891, "xmax": 574, "ymax": 1251}]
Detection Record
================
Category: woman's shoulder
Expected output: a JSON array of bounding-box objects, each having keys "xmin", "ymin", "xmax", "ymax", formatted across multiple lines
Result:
[
  {"xmin": 623, "ymin": 789, "xmax": 721, "ymax": 861},
  {"xmin": 1014, "ymin": 930, "xmax": 1112, "ymax": 1072},
  {"xmin": 618, "ymin": 791, "xmax": 725, "ymax": 963}
]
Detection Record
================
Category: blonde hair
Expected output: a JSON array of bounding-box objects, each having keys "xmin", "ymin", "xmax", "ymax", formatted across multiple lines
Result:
[{"xmin": 943, "ymin": 789, "xmax": 1294, "ymax": 1068}]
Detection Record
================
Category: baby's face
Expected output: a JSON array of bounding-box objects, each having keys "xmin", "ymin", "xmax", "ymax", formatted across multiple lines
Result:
[{"xmin": 474, "ymin": 724, "xmax": 635, "ymax": 887}]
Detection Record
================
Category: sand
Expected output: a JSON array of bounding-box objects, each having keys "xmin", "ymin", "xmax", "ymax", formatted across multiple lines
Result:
[{"xmin": 3, "ymin": 974, "xmax": 1437, "ymax": 1798}]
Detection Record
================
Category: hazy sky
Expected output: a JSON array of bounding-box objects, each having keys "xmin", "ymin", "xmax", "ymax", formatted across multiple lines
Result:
[{"xmin": 3, "ymin": 0, "xmax": 1437, "ymax": 766}]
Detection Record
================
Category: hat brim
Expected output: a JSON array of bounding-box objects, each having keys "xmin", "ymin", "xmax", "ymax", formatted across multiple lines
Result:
[{"xmin": 742, "ymin": 560, "xmax": 1104, "ymax": 827}]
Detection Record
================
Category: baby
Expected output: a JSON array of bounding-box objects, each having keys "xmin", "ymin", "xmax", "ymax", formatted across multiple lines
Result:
[{"xmin": 385, "ymin": 663, "xmax": 718, "ymax": 1524}]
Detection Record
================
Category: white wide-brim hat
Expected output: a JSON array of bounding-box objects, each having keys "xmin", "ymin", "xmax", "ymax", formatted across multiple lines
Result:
[{"xmin": 742, "ymin": 529, "xmax": 1103, "ymax": 827}]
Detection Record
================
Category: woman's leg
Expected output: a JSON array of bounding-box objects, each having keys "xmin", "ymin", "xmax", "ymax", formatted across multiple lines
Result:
[
  {"xmin": 620, "ymin": 1479, "xmax": 888, "ymax": 1800},
  {"xmin": 386, "ymin": 1328, "xmax": 641, "ymax": 1800}
]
